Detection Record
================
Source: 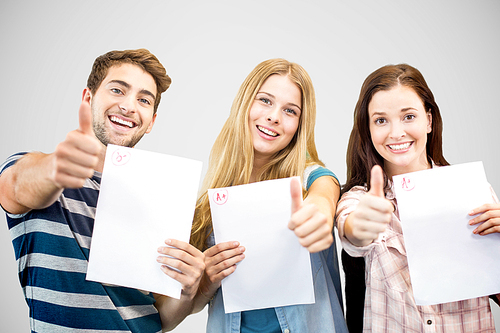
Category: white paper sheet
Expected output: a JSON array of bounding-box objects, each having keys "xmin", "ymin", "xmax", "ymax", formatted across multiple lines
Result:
[
  {"xmin": 392, "ymin": 161, "xmax": 500, "ymax": 305},
  {"xmin": 208, "ymin": 177, "xmax": 315, "ymax": 313},
  {"xmin": 86, "ymin": 144, "xmax": 202, "ymax": 299}
]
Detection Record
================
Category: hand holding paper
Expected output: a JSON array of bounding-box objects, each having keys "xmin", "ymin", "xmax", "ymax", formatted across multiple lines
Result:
[
  {"xmin": 288, "ymin": 178, "xmax": 333, "ymax": 252},
  {"xmin": 201, "ymin": 241, "xmax": 246, "ymax": 298},
  {"xmin": 392, "ymin": 161, "xmax": 500, "ymax": 305},
  {"xmin": 156, "ymin": 239, "xmax": 205, "ymax": 300},
  {"xmin": 469, "ymin": 202, "xmax": 500, "ymax": 235},
  {"xmin": 209, "ymin": 177, "xmax": 315, "ymax": 313},
  {"xmin": 345, "ymin": 165, "xmax": 393, "ymax": 247},
  {"xmin": 86, "ymin": 145, "xmax": 202, "ymax": 299}
]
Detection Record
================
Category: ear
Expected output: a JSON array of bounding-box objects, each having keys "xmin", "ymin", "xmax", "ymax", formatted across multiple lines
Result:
[
  {"xmin": 426, "ymin": 110, "xmax": 432, "ymax": 134},
  {"xmin": 82, "ymin": 88, "xmax": 92, "ymax": 104},
  {"xmin": 145, "ymin": 113, "xmax": 157, "ymax": 134}
]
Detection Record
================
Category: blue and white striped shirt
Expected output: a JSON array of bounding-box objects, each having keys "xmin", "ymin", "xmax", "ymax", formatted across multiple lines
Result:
[{"xmin": 1, "ymin": 152, "xmax": 162, "ymax": 333}]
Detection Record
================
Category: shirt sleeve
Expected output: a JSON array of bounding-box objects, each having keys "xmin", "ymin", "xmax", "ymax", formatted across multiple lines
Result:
[
  {"xmin": 303, "ymin": 165, "xmax": 338, "ymax": 191},
  {"xmin": 0, "ymin": 152, "xmax": 27, "ymax": 175},
  {"xmin": 0, "ymin": 152, "xmax": 29, "ymax": 217}
]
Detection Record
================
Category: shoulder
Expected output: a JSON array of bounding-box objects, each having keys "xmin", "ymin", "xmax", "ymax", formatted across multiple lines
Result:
[
  {"xmin": 304, "ymin": 165, "xmax": 339, "ymax": 190},
  {"xmin": 340, "ymin": 185, "xmax": 367, "ymax": 201},
  {"xmin": 336, "ymin": 186, "xmax": 367, "ymax": 217}
]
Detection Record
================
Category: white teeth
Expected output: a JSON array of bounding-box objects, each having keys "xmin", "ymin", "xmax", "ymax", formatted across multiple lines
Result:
[
  {"xmin": 257, "ymin": 125, "xmax": 278, "ymax": 137},
  {"xmin": 110, "ymin": 116, "xmax": 133, "ymax": 128},
  {"xmin": 389, "ymin": 142, "xmax": 411, "ymax": 150}
]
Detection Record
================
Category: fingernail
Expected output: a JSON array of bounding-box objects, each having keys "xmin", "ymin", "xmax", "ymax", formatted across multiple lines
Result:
[
  {"xmin": 165, "ymin": 239, "xmax": 172, "ymax": 245},
  {"xmin": 468, "ymin": 210, "xmax": 474, "ymax": 215},
  {"xmin": 233, "ymin": 241, "xmax": 239, "ymax": 247},
  {"xmin": 156, "ymin": 256, "xmax": 162, "ymax": 262},
  {"xmin": 239, "ymin": 246, "xmax": 245, "ymax": 252}
]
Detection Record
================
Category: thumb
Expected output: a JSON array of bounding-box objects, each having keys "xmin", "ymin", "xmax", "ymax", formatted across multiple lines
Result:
[
  {"xmin": 78, "ymin": 97, "xmax": 93, "ymax": 135},
  {"xmin": 290, "ymin": 177, "xmax": 304, "ymax": 214},
  {"xmin": 369, "ymin": 165, "xmax": 385, "ymax": 198}
]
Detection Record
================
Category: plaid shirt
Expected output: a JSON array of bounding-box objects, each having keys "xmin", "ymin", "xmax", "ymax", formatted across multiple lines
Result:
[{"xmin": 336, "ymin": 185, "xmax": 497, "ymax": 333}]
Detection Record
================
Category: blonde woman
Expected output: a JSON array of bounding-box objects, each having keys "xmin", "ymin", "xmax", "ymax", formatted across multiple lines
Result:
[{"xmin": 189, "ymin": 59, "xmax": 347, "ymax": 333}]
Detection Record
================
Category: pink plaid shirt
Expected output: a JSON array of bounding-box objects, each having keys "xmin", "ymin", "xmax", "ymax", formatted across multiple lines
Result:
[{"xmin": 336, "ymin": 185, "xmax": 497, "ymax": 333}]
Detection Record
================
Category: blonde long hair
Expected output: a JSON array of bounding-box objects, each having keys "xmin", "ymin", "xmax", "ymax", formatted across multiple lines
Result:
[{"xmin": 191, "ymin": 59, "xmax": 323, "ymax": 250}]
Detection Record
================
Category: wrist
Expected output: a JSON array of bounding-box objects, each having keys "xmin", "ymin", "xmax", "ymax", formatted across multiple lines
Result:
[
  {"xmin": 198, "ymin": 287, "xmax": 215, "ymax": 301},
  {"xmin": 198, "ymin": 274, "xmax": 220, "ymax": 301},
  {"xmin": 344, "ymin": 215, "xmax": 373, "ymax": 247}
]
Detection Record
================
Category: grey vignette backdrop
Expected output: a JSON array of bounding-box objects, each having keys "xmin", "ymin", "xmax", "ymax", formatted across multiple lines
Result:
[{"xmin": 1, "ymin": 1, "xmax": 499, "ymax": 332}]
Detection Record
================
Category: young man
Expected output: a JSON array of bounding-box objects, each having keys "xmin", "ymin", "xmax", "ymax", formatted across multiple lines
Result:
[{"xmin": 0, "ymin": 49, "xmax": 205, "ymax": 332}]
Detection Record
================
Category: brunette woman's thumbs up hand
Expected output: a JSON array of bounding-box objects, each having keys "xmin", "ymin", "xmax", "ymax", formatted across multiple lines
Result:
[{"xmin": 344, "ymin": 165, "xmax": 393, "ymax": 247}]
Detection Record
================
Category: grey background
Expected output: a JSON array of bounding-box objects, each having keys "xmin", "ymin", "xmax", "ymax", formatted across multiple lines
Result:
[{"xmin": 1, "ymin": 0, "xmax": 499, "ymax": 332}]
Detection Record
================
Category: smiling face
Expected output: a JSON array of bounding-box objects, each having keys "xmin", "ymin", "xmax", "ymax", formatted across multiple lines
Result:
[
  {"xmin": 89, "ymin": 63, "xmax": 157, "ymax": 148},
  {"xmin": 368, "ymin": 85, "xmax": 432, "ymax": 177},
  {"xmin": 248, "ymin": 74, "xmax": 302, "ymax": 163}
]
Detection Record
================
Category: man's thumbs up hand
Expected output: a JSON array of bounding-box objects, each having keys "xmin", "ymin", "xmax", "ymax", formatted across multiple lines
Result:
[{"xmin": 51, "ymin": 92, "xmax": 102, "ymax": 189}]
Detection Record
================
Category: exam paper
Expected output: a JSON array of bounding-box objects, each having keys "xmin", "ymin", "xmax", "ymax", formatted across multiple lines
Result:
[
  {"xmin": 86, "ymin": 144, "xmax": 202, "ymax": 299},
  {"xmin": 208, "ymin": 177, "xmax": 315, "ymax": 313},
  {"xmin": 393, "ymin": 162, "xmax": 500, "ymax": 305}
]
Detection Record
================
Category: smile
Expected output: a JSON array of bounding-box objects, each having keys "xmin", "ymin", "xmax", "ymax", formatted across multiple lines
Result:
[
  {"xmin": 257, "ymin": 125, "xmax": 278, "ymax": 137},
  {"xmin": 388, "ymin": 142, "xmax": 412, "ymax": 150},
  {"xmin": 110, "ymin": 115, "xmax": 136, "ymax": 128}
]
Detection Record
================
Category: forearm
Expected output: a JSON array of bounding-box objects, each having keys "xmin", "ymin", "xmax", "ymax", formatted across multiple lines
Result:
[
  {"xmin": 191, "ymin": 274, "xmax": 219, "ymax": 313},
  {"xmin": 154, "ymin": 294, "xmax": 196, "ymax": 332},
  {"xmin": 0, "ymin": 152, "xmax": 62, "ymax": 214},
  {"xmin": 191, "ymin": 290, "xmax": 213, "ymax": 314},
  {"xmin": 304, "ymin": 176, "xmax": 339, "ymax": 228}
]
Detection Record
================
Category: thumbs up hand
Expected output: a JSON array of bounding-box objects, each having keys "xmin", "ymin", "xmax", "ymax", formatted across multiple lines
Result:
[
  {"xmin": 344, "ymin": 165, "xmax": 393, "ymax": 247},
  {"xmin": 50, "ymin": 90, "xmax": 103, "ymax": 189},
  {"xmin": 288, "ymin": 177, "xmax": 334, "ymax": 253},
  {"xmin": 78, "ymin": 92, "xmax": 95, "ymax": 135}
]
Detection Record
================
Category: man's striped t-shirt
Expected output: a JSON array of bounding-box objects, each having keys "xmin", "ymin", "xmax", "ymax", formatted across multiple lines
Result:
[{"xmin": 1, "ymin": 152, "xmax": 162, "ymax": 332}]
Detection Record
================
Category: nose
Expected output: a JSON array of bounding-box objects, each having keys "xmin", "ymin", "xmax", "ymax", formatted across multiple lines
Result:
[
  {"xmin": 266, "ymin": 107, "xmax": 281, "ymax": 124},
  {"xmin": 118, "ymin": 96, "xmax": 137, "ymax": 114},
  {"xmin": 389, "ymin": 122, "xmax": 405, "ymax": 139}
]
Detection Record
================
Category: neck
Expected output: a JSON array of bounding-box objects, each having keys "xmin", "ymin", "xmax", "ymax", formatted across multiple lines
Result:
[
  {"xmin": 385, "ymin": 160, "xmax": 432, "ymax": 178},
  {"xmin": 250, "ymin": 155, "xmax": 270, "ymax": 183}
]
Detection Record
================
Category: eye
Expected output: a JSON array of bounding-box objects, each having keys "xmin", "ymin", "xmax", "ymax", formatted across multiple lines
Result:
[
  {"xmin": 111, "ymin": 88, "xmax": 123, "ymax": 95},
  {"xmin": 374, "ymin": 117, "xmax": 386, "ymax": 125},
  {"xmin": 139, "ymin": 98, "xmax": 151, "ymax": 105},
  {"xmin": 284, "ymin": 108, "xmax": 298, "ymax": 116},
  {"xmin": 404, "ymin": 114, "xmax": 415, "ymax": 121},
  {"xmin": 259, "ymin": 97, "xmax": 271, "ymax": 105}
]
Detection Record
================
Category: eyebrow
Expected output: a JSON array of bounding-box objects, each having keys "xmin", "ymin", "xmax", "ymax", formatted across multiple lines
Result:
[
  {"xmin": 257, "ymin": 91, "xmax": 302, "ymax": 111},
  {"xmin": 370, "ymin": 111, "xmax": 386, "ymax": 117},
  {"xmin": 370, "ymin": 107, "xmax": 418, "ymax": 117},
  {"xmin": 107, "ymin": 80, "xmax": 156, "ymax": 100}
]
